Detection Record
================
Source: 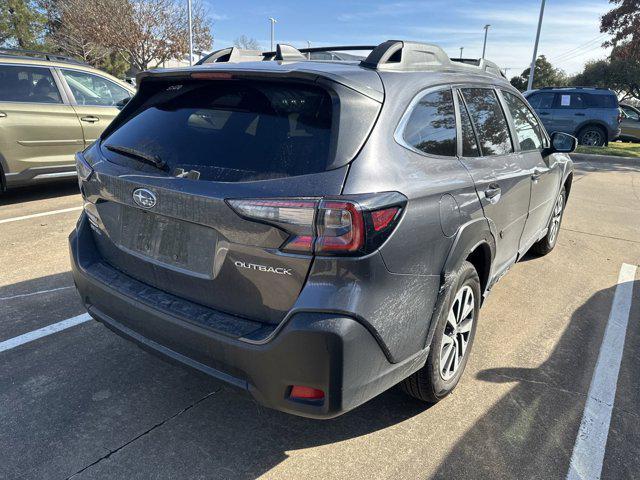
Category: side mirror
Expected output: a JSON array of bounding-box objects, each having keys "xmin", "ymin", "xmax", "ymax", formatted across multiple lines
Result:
[{"xmin": 546, "ymin": 132, "xmax": 577, "ymax": 154}]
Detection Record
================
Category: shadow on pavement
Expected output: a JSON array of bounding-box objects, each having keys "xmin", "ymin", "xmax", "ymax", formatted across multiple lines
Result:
[
  {"xmin": 430, "ymin": 279, "xmax": 638, "ymax": 479},
  {"xmin": 0, "ymin": 180, "xmax": 79, "ymax": 206}
]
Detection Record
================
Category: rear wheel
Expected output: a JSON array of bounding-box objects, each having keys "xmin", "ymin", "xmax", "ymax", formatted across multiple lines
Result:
[
  {"xmin": 401, "ymin": 261, "xmax": 480, "ymax": 403},
  {"xmin": 531, "ymin": 187, "xmax": 566, "ymax": 256},
  {"xmin": 578, "ymin": 125, "xmax": 606, "ymax": 146}
]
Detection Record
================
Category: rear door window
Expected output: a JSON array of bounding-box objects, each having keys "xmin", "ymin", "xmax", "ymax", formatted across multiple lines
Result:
[
  {"xmin": 503, "ymin": 91, "xmax": 544, "ymax": 151},
  {"xmin": 460, "ymin": 88, "xmax": 513, "ymax": 156},
  {"xmin": 401, "ymin": 89, "xmax": 457, "ymax": 157},
  {"xmin": 0, "ymin": 65, "xmax": 62, "ymax": 103},
  {"xmin": 558, "ymin": 93, "xmax": 587, "ymax": 108},
  {"xmin": 102, "ymin": 79, "xmax": 334, "ymax": 181}
]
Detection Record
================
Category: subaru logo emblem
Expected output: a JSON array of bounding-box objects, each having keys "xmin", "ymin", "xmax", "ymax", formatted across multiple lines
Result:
[{"xmin": 132, "ymin": 188, "xmax": 157, "ymax": 209}]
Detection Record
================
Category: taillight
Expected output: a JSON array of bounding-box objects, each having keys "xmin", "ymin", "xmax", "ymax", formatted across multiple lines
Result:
[
  {"xmin": 228, "ymin": 199, "xmax": 316, "ymax": 253},
  {"xmin": 227, "ymin": 194, "xmax": 405, "ymax": 256}
]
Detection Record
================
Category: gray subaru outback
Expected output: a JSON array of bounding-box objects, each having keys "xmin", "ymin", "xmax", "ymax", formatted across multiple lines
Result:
[{"xmin": 70, "ymin": 41, "xmax": 575, "ymax": 418}]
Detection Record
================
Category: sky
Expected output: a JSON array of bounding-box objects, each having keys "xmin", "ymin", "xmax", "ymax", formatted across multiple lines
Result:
[{"xmin": 203, "ymin": 0, "xmax": 613, "ymax": 76}]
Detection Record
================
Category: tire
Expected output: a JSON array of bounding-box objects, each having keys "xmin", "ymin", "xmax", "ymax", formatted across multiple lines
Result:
[
  {"xmin": 578, "ymin": 125, "xmax": 606, "ymax": 146},
  {"xmin": 531, "ymin": 187, "xmax": 566, "ymax": 256},
  {"xmin": 401, "ymin": 261, "xmax": 480, "ymax": 403}
]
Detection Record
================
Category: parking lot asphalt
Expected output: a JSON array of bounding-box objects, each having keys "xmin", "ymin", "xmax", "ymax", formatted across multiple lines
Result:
[{"xmin": 1, "ymin": 156, "xmax": 639, "ymax": 480}]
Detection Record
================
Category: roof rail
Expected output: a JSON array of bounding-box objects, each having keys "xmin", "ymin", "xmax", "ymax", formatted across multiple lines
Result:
[
  {"xmin": 451, "ymin": 57, "xmax": 506, "ymax": 78},
  {"xmin": 360, "ymin": 40, "xmax": 451, "ymax": 71},
  {"xmin": 195, "ymin": 40, "xmax": 506, "ymax": 78},
  {"xmin": 0, "ymin": 48, "xmax": 87, "ymax": 65},
  {"xmin": 539, "ymin": 86, "xmax": 610, "ymax": 91}
]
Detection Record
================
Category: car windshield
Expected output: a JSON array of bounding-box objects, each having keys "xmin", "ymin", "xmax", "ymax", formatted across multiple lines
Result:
[{"xmin": 101, "ymin": 79, "xmax": 334, "ymax": 182}]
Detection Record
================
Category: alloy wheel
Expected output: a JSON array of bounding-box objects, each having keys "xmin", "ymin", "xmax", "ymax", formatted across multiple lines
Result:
[
  {"xmin": 548, "ymin": 192, "xmax": 564, "ymax": 245},
  {"xmin": 440, "ymin": 285, "xmax": 475, "ymax": 381},
  {"xmin": 582, "ymin": 130, "xmax": 603, "ymax": 146}
]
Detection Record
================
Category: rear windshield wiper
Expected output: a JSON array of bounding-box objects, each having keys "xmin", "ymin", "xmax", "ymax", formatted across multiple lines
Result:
[{"xmin": 104, "ymin": 144, "xmax": 168, "ymax": 171}]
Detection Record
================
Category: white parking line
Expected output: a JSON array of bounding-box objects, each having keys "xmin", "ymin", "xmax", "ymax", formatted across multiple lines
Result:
[
  {"xmin": 0, "ymin": 286, "xmax": 74, "ymax": 301},
  {"xmin": 567, "ymin": 263, "xmax": 638, "ymax": 480},
  {"xmin": 0, "ymin": 206, "xmax": 82, "ymax": 225},
  {"xmin": 0, "ymin": 313, "xmax": 92, "ymax": 353}
]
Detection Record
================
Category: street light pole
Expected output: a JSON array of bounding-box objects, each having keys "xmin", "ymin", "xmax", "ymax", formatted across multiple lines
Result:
[
  {"xmin": 481, "ymin": 24, "xmax": 490, "ymax": 59},
  {"xmin": 187, "ymin": 0, "xmax": 193, "ymax": 66},
  {"xmin": 459, "ymin": 47, "xmax": 464, "ymax": 59},
  {"xmin": 269, "ymin": 17, "xmax": 277, "ymax": 51},
  {"xmin": 527, "ymin": 0, "xmax": 546, "ymax": 91}
]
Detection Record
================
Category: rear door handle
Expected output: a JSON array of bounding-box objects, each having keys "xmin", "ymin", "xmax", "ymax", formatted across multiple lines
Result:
[
  {"xmin": 539, "ymin": 112, "xmax": 550, "ymax": 116},
  {"xmin": 80, "ymin": 116, "xmax": 99, "ymax": 123},
  {"xmin": 484, "ymin": 184, "xmax": 501, "ymax": 204},
  {"xmin": 575, "ymin": 113, "xmax": 585, "ymax": 116},
  {"xmin": 0, "ymin": 112, "xmax": 6, "ymax": 118}
]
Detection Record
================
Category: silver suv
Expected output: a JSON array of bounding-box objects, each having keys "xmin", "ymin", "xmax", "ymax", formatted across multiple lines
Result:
[{"xmin": 70, "ymin": 41, "xmax": 575, "ymax": 418}]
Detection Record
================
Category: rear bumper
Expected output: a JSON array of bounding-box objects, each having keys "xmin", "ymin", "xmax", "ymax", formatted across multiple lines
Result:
[{"xmin": 70, "ymin": 215, "xmax": 428, "ymax": 418}]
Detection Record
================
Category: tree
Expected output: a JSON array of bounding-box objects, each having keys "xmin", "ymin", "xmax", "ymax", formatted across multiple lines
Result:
[
  {"xmin": 48, "ymin": 0, "xmax": 121, "ymax": 65},
  {"xmin": 0, "ymin": 0, "xmax": 46, "ymax": 49},
  {"xmin": 572, "ymin": 58, "xmax": 640, "ymax": 101},
  {"xmin": 601, "ymin": 0, "xmax": 640, "ymax": 60},
  {"xmin": 110, "ymin": 0, "xmax": 213, "ymax": 71},
  {"xmin": 234, "ymin": 35, "xmax": 260, "ymax": 50},
  {"xmin": 510, "ymin": 55, "xmax": 568, "ymax": 91}
]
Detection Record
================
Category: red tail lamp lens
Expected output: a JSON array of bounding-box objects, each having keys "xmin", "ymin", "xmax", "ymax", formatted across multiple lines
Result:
[
  {"xmin": 371, "ymin": 207, "xmax": 400, "ymax": 231},
  {"xmin": 290, "ymin": 385, "xmax": 325, "ymax": 400}
]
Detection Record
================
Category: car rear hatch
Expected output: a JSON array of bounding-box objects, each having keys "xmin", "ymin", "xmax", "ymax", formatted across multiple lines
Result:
[{"xmin": 78, "ymin": 67, "xmax": 382, "ymax": 324}]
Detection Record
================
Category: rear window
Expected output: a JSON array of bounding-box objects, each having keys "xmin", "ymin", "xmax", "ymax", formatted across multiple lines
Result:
[{"xmin": 102, "ymin": 80, "xmax": 334, "ymax": 181}]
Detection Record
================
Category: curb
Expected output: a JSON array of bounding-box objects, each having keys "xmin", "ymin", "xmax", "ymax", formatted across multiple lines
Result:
[{"xmin": 570, "ymin": 153, "xmax": 640, "ymax": 164}]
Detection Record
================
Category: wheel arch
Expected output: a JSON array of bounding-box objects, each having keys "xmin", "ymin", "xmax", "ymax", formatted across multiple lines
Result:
[{"xmin": 442, "ymin": 218, "xmax": 495, "ymax": 297}]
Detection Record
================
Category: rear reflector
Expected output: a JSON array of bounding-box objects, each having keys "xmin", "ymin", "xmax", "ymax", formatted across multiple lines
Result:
[{"xmin": 289, "ymin": 385, "xmax": 325, "ymax": 400}]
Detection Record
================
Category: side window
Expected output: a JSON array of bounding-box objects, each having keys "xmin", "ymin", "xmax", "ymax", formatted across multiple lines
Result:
[
  {"xmin": 622, "ymin": 106, "xmax": 639, "ymax": 121},
  {"xmin": 402, "ymin": 88, "xmax": 456, "ymax": 157},
  {"xmin": 0, "ymin": 65, "xmax": 62, "ymax": 103},
  {"xmin": 461, "ymin": 88, "xmax": 513, "ymax": 156},
  {"xmin": 558, "ymin": 93, "xmax": 586, "ymax": 108},
  {"xmin": 61, "ymin": 69, "xmax": 130, "ymax": 107},
  {"xmin": 503, "ymin": 91, "xmax": 544, "ymax": 151},
  {"xmin": 527, "ymin": 92, "xmax": 555, "ymax": 109},
  {"xmin": 457, "ymin": 91, "xmax": 480, "ymax": 157}
]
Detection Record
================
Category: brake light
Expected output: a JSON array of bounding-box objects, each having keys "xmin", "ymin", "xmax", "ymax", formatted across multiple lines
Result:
[
  {"xmin": 228, "ymin": 194, "xmax": 405, "ymax": 256},
  {"xmin": 190, "ymin": 72, "xmax": 234, "ymax": 80}
]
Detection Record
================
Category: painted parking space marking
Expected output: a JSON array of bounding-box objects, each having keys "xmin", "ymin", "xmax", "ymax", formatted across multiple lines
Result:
[
  {"xmin": 567, "ymin": 263, "xmax": 638, "ymax": 480},
  {"xmin": 0, "ymin": 286, "xmax": 74, "ymax": 301},
  {"xmin": 0, "ymin": 313, "xmax": 91, "ymax": 353},
  {"xmin": 0, "ymin": 206, "xmax": 82, "ymax": 225}
]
